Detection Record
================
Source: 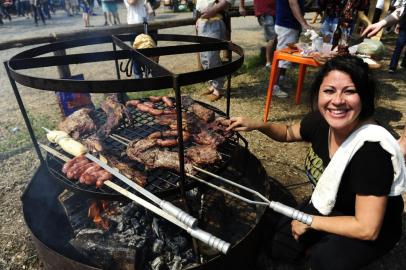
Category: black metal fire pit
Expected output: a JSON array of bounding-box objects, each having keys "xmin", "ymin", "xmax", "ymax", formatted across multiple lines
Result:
[
  {"xmin": 7, "ymin": 32, "xmax": 270, "ymax": 269},
  {"xmin": 22, "ymin": 146, "xmax": 269, "ymax": 269}
]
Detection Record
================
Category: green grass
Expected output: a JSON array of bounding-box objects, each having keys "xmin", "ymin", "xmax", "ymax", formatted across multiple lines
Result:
[{"xmin": 0, "ymin": 111, "xmax": 58, "ymax": 153}]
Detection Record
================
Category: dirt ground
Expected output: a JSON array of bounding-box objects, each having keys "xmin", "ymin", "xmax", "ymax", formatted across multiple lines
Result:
[{"xmin": 0, "ymin": 5, "xmax": 406, "ymax": 270}]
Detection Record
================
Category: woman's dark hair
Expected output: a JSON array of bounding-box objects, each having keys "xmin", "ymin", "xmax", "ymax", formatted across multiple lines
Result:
[{"xmin": 309, "ymin": 55, "xmax": 377, "ymax": 120}]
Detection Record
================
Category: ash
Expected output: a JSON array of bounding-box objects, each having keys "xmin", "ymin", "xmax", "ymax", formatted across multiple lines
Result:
[{"xmin": 68, "ymin": 200, "xmax": 197, "ymax": 270}]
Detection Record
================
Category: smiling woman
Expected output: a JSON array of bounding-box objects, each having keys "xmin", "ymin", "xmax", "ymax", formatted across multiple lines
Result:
[{"xmin": 227, "ymin": 55, "xmax": 406, "ymax": 270}]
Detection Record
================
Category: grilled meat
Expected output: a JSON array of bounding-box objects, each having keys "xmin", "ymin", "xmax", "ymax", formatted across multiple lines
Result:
[
  {"xmin": 186, "ymin": 145, "xmax": 221, "ymax": 166},
  {"xmin": 126, "ymin": 138, "xmax": 193, "ymax": 172},
  {"xmin": 192, "ymin": 129, "xmax": 225, "ymax": 147},
  {"xmin": 58, "ymin": 108, "xmax": 97, "ymax": 139},
  {"xmin": 189, "ymin": 103, "xmax": 215, "ymax": 123},
  {"xmin": 181, "ymin": 96, "xmax": 214, "ymax": 123},
  {"xmin": 97, "ymin": 95, "xmax": 131, "ymax": 139},
  {"xmin": 107, "ymin": 156, "xmax": 147, "ymax": 187},
  {"xmin": 82, "ymin": 134, "xmax": 104, "ymax": 153},
  {"xmin": 63, "ymin": 156, "xmax": 112, "ymax": 187}
]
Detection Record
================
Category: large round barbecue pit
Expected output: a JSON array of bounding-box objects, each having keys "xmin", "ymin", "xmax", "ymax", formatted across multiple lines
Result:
[{"xmin": 6, "ymin": 31, "xmax": 274, "ymax": 269}]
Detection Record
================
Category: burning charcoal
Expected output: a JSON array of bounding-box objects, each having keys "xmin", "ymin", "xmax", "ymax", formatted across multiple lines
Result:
[
  {"xmin": 166, "ymin": 239, "xmax": 181, "ymax": 256},
  {"xmin": 169, "ymin": 256, "xmax": 182, "ymax": 270},
  {"xmin": 122, "ymin": 203, "xmax": 136, "ymax": 217},
  {"xmin": 152, "ymin": 239, "xmax": 164, "ymax": 254},
  {"xmin": 136, "ymin": 238, "xmax": 146, "ymax": 249},
  {"xmin": 171, "ymin": 236, "xmax": 188, "ymax": 252},
  {"xmin": 151, "ymin": 256, "xmax": 168, "ymax": 270},
  {"xmin": 116, "ymin": 221, "xmax": 124, "ymax": 232},
  {"xmin": 182, "ymin": 249, "xmax": 195, "ymax": 262},
  {"xmin": 122, "ymin": 228, "xmax": 135, "ymax": 237},
  {"xmin": 152, "ymin": 217, "xmax": 165, "ymax": 239}
]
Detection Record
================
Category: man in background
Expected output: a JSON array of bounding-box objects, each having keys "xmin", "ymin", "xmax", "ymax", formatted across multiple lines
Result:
[
  {"xmin": 272, "ymin": 0, "xmax": 310, "ymax": 98},
  {"xmin": 254, "ymin": 0, "xmax": 277, "ymax": 69},
  {"xmin": 195, "ymin": 0, "xmax": 242, "ymax": 102}
]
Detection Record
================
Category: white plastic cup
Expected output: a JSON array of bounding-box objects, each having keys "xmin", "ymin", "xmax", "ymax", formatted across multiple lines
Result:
[{"xmin": 313, "ymin": 37, "xmax": 323, "ymax": 52}]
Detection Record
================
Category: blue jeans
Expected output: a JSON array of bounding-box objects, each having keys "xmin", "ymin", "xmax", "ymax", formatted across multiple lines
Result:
[
  {"xmin": 389, "ymin": 29, "xmax": 406, "ymax": 71},
  {"xmin": 320, "ymin": 17, "xmax": 339, "ymax": 43}
]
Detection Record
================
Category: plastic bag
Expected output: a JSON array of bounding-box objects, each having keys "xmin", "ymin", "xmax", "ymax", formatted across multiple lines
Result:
[{"xmin": 357, "ymin": 39, "xmax": 385, "ymax": 60}]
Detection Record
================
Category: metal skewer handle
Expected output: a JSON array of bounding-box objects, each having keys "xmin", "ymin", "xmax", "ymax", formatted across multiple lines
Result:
[
  {"xmin": 187, "ymin": 227, "xmax": 230, "ymax": 255},
  {"xmin": 85, "ymin": 153, "xmax": 198, "ymax": 228},
  {"xmin": 269, "ymin": 201, "xmax": 313, "ymax": 226},
  {"xmin": 189, "ymin": 166, "xmax": 314, "ymax": 226},
  {"xmin": 39, "ymin": 144, "xmax": 230, "ymax": 254}
]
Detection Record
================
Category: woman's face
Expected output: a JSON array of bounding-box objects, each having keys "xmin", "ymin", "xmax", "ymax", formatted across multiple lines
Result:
[{"xmin": 318, "ymin": 70, "xmax": 362, "ymax": 135}]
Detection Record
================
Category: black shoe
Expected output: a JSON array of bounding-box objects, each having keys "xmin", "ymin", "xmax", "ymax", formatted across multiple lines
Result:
[{"xmin": 388, "ymin": 69, "xmax": 395, "ymax": 74}]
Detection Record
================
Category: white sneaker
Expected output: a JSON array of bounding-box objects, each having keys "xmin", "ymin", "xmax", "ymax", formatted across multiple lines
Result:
[{"xmin": 272, "ymin": 85, "xmax": 288, "ymax": 98}]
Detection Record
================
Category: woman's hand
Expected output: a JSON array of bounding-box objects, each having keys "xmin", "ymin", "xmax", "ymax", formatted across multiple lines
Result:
[
  {"xmin": 226, "ymin": 117, "xmax": 261, "ymax": 132},
  {"xmin": 291, "ymin": 220, "xmax": 311, "ymax": 241}
]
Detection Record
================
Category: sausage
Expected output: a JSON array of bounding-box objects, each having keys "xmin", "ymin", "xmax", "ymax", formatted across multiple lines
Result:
[
  {"xmin": 157, "ymin": 138, "xmax": 178, "ymax": 147},
  {"xmin": 66, "ymin": 159, "xmax": 90, "ymax": 179},
  {"xmin": 136, "ymin": 103, "xmax": 153, "ymax": 113},
  {"xmin": 85, "ymin": 170, "xmax": 108, "ymax": 186},
  {"xmin": 95, "ymin": 171, "xmax": 112, "ymax": 188},
  {"xmin": 125, "ymin": 99, "xmax": 140, "ymax": 107},
  {"xmin": 162, "ymin": 96, "xmax": 174, "ymax": 107},
  {"xmin": 163, "ymin": 109, "xmax": 176, "ymax": 115},
  {"xmin": 79, "ymin": 164, "xmax": 101, "ymax": 183},
  {"xmin": 148, "ymin": 108, "xmax": 164, "ymax": 116},
  {"xmin": 71, "ymin": 162, "xmax": 94, "ymax": 180},
  {"xmin": 137, "ymin": 103, "xmax": 163, "ymax": 116},
  {"xmin": 149, "ymin": 96, "xmax": 162, "ymax": 102},
  {"xmin": 62, "ymin": 155, "xmax": 87, "ymax": 174},
  {"xmin": 143, "ymin": 101, "xmax": 154, "ymax": 108},
  {"xmin": 148, "ymin": 131, "xmax": 162, "ymax": 139}
]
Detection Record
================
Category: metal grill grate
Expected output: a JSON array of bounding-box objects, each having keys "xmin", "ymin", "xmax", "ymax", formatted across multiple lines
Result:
[{"xmin": 46, "ymin": 99, "xmax": 241, "ymax": 200}]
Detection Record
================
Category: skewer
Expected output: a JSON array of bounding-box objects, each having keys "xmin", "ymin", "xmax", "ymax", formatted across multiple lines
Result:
[
  {"xmin": 39, "ymin": 143, "xmax": 230, "ymax": 254},
  {"xmin": 110, "ymin": 133, "xmax": 313, "ymax": 225},
  {"xmin": 42, "ymin": 128, "xmax": 197, "ymax": 228}
]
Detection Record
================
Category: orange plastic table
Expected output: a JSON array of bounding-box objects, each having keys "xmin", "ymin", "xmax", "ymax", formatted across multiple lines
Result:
[{"xmin": 263, "ymin": 48, "xmax": 320, "ymax": 122}]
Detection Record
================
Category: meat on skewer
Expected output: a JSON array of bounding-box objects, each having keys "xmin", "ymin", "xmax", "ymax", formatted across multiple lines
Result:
[
  {"xmin": 62, "ymin": 155, "xmax": 88, "ymax": 173},
  {"xmin": 162, "ymin": 96, "xmax": 174, "ymax": 107},
  {"xmin": 126, "ymin": 99, "xmax": 141, "ymax": 107}
]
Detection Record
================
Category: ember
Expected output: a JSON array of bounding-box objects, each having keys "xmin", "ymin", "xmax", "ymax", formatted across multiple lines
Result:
[{"xmin": 88, "ymin": 201, "xmax": 112, "ymax": 231}]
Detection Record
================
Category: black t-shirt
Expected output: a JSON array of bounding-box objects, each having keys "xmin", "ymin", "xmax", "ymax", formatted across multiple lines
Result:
[{"xmin": 300, "ymin": 111, "xmax": 404, "ymax": 248}]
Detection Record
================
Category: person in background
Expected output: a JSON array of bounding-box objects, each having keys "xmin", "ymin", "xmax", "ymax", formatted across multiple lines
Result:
[
  {"xmin": 318, "ymin": 0, "xmax": 369, "ymax": 46},
  {"xmin": 389, "ymin": 5, "xmax": 406, "ymax": 72},
  {"xmin": 362, "ymin": 0, "xmax": 405, "ymax": 37},
  {"xmin": 362, "ymin": 0, "xmax": 406, "ymax": 72},
  {"xmin": 0, "ymin": 0, "xmax": 12, "ymax": 22},
  {"xmin": 372, "ymin": 0, "xmax": 385, "ymax": 23},
  {"xmin": 31, "ymin": 0, "xmax": 46, "ymax": 25},
  {"xmin": 227, "ymin": 55, "xmax": 406, "ymax": 269},
  {"xmin": 272, "ymin": 0, "xmax": 311, "ymax": 98},
  {"xmin": 101, "ymin": 0, "xmax": 120, "ymax": 25},
  {"xmin": 253, "ymin": 0, "xmax": 277, "ymax": 69},
  {"xmin": 124, "ymin": 0, "xmax": 148, "ymax": 78},
  {"xmin": 124, "ymin": 0, "xmax": 146, "ymax": 24},
  {"xmin": 195, "ymin": 0, "xmax": 245, "ymax": 102},
  {"xmin": 42, "ymin": 0, "xmax": 52, "ymax": 19},
  {"xmin": 80, "ymin": 0, "xmax": 92, "ymax": 27}
]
